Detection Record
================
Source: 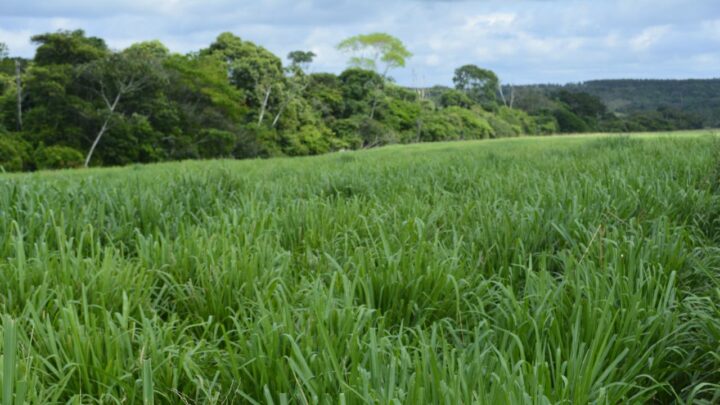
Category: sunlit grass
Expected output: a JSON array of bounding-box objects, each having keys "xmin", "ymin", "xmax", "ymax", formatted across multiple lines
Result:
[{"xmin": 1, "ymin": 131, "xmax": 719, "ymax": 403}]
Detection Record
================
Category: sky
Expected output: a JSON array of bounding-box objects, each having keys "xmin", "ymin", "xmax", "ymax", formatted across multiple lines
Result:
[{"xmin": 1, "ymin": 0, "xmax": 719, "ymax": 86}]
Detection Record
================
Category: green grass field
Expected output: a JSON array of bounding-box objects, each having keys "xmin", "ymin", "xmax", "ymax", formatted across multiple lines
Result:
[{"xmin": 1, "ymin": 131, "xmax": 720, "ymax": 403}]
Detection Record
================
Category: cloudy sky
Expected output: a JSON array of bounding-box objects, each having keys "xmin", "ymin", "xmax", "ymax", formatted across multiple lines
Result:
[{"xmin": 1, "ymin": 0, "xmax": 719, "ymax": 85}]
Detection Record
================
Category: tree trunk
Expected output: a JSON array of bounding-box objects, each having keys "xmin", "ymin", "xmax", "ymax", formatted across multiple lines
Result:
[
  {"xmin": 369, "ymin": 95, "xmax": 379, "ymax": 120},
  {"xmin": 15, "ymin": 61, "xmax": 22, "ymax": 131},
  {"xmin": 272, "ymin": 79, "xmax": 311, "ymax": 128},
  {"xmin": 258, "ymin": 86, "xmax": 271, "ymax": 125},
  {"xmin": 498, "ymin": 83, "xmax": 508, "ymax": 107},
  {"xmin": 509, "ymin": 85, "xmax": 515, "ymax": 109},
  {"xmin": 271, "ymin": 103, "xmax": 286, "ymax": 128},
  {"xmin": 368, "ymin": 67, "xmax": 391, "ymax": 120},
  {"xmin": 85, "ymin": 92, "xmax": 121, "ymax": 168}
]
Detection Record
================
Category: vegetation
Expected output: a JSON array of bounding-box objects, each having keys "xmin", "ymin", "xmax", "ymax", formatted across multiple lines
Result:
[
  {"xmin": 2, "ymin": 31, "xmax": 715, "ymax": 173},
  {"xmin": 510, "ymin": 79, "xmax": 719, "ymax": 132},
  {"xmin": 0, "ymin": 131, "xmax": 719, "ymax": 403},
  {"xmin": 0, "ymin": 31, "xmax": 552, "ymax": 172}
]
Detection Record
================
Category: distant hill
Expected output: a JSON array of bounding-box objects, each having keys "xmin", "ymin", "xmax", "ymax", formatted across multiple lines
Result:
[{"xmin": 511, "ymin": 79, "xmax": 720, "ymax": 128}]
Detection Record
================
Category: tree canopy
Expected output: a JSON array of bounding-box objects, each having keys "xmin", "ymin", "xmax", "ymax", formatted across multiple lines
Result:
[
  {"xmin": 337, "ymin": 33, "xmax": 412, "ymax": 76},
  {"xmin": 0, "ymin": 29, "xmax": 703, "ymax": 173},
  {"xmin": 453, "ymin": 64, "xmax": 499, "ymax": 110}
]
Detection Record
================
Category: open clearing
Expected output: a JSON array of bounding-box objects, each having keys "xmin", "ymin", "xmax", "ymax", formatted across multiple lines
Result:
[{"xmin": 1, "ymin": 131, "xmax": 719, "ymax": 403}]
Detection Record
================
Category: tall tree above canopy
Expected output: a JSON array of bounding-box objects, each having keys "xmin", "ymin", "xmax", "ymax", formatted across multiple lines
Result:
[
  {"xmin": 0, "ymin": 43, "xmax": 7, "ymax": 60},
  {"xmin": 337, "ymin": 33, "xmax": 411, "ymax": 119},
  {"xmin": 453, "ymin": 64, "xmax": 499, "ymax": 109},
  {"xmin": 287, "ymin": 50, "xmax": 316, "ymax": 74},
  {"xmin": 31, "ymin": 30, "xmax": 109, "ymax": 66},
  {"xmin": 337, "ymin": 33, "xmax": 412, "ymax": 77}
]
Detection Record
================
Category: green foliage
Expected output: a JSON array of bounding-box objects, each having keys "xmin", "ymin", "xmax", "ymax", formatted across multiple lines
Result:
[
  {"xmin": 0, "ymin": 134, "xmax": 718, "ymax": 402},
  {"xmin": 453, "ymin": 64, "xmax": 499, "ymax": 109},
  {"xmin": 338, "ymin": 68, "xmax": 384, "ymax": 115},
  {"xmin": 377, "ymin": 97, "xmax": 421, "ymax": 134},
  {"xmin": 34, "ymin": 145, "xmax": 84, "ymax": 169},
  {"xmin": 164, "ymin": 53, "xmax": 245, "ymax": 124},
  {"xmin": 496, "ymin": 106, "xmax": 538, "ymax": 134},
  {"xmin": 281, "ymin": 124, "xmax": 333, "ymax": 156},
  {"xmin": 203, "ymin": 32, "xmax": 284, "ymax": 113},
  {"xmin": 513, "ymin": 80, "xmax": 720, "ymax": 130},
  {"xmin": 287, "ymin": 50, "xmax": 316, "ymax": 73},
  {"xmin": 534, "ymin": 114, "xmax": 560, "ymax": 134},
  {"xmin": 31, "ymin": 29, "xmax": 109, "ymax": 66},
  {"xmin": 0, "ymin": 137, "xmax": 28, "ymax": 172},
  {"xmin": 553, "ymin": 107, "xmax": 591, "ymax": 133},
  {"xmin": 439, "ymin": 89, "xmax": 475, "ymax": 109},
  {"xmin": 419, "ymin": 107, "xmax": 494, "ymax": 141},
  {"xmin": 330, "ymin": 116, "xmax": 364, "ymax": 148},
  {"xmin": 1, "ymin": 30, "xmax": 555, "ymax": 172},
  {"xmin": 556, "ymin": 79, "xmax": 720, "ymax": 127},
  {"xmin": 486, "ymin": 114, "xmax": 520, "ymax": 137},
  {"xmin": 555, "ymin": 90, "xmax": 607, "ymax": 120},
  {"xmin": 304, "ymin": 73, "xmax": 344, "ymax": 120},
  {"xmin": 197, "ymin": 128, "xmax": 237, "ymax": 158},
  {"xmin": 355, "ymin": 116, "xmax": 398, "ymax": 146},
  {"xmin": 337, "ymin": 33, "xmax": 412, "ymax": 74}
]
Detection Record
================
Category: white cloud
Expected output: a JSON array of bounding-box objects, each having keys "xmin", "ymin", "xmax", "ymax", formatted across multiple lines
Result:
[
  {"xmin": 425, "ymin": 53, "xmax": 441, "ymax": 66},
  {"xmin": 630, "ymin": 25, "xmax": 672, "ymax": 51},
  {"xmin": 462, "ymin": 13, "xmax": 517, "ymax": 32},
  {"xmin": 0, "ymin": 28, "xmax": 34, "ymax": 55},
  {"xmin": 0, "ymin": 0, "xmax": 718, "ymax": 85}
]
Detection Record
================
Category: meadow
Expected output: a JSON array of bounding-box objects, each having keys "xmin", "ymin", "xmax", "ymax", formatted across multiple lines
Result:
[{"xmin": 0, "ymin": 131, "xmax": 719, "ymax": 404}]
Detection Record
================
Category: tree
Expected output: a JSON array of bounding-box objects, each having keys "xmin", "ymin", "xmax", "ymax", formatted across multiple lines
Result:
[
  {"xmin": 14, "ymin": 60, "xmax": 23, "ymax": 131},
  {"xmin": 337, "ymin": 33, "xmax": 412, "ymax": 119},
  {"xmin": 271, "ymin": 50, "xmax": 317, "ymax": 128},
  {"xmin": 202, "ymin": 33, "xmax": 285, "ymax": 126},
  {"xmin": 439, "ymin": 89, "xmax": 475, "ymax": 109},
  {"xmin": 453, "ymin": 64, "xmax": 499, "ymax": 109},
  {"xmin": 163, "ymin": 52, "xmax": 247, "ymax": 158},
  {"xmin": 337, "ymin": 33, "xmax": 411, "ymax": 76},
  {"xmin": 78, "ymin": 46, "xmax": 166, "ymax": 167},
  {"xmin": 31, "ymin": 30, "xmax": 109, "ymax": 66},
  {"xmin": 553, "ymin": 90, "xmax": 607, "ymax": 122},
  {"xmin": 0, "ymin": 43, "xmax": 23, "ymax": 131},
  {"xmin": 338, "ymin": 68, "xmax": 384, "ymax": 117},
  {"xmin": 287, "ymin": 50, "xmax": 316, "ymax": 73}
]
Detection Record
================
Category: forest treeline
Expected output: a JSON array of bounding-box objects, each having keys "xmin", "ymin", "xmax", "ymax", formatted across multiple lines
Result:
[
  {"xmin": 0, "ymin": 30, "xmax": 712, "ymax": 171},
  {"xmin": 508, "ymin": 79, "xmax": 719, "ymax": 130}
]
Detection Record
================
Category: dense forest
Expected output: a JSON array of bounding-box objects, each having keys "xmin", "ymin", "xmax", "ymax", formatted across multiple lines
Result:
[
  {"xmin": 509, "ymin": 79, "xmax": 720, "ymax": 130},
  {"xmin": 0, "ymin": 30, "xmax": 714, "ymax": 172}
]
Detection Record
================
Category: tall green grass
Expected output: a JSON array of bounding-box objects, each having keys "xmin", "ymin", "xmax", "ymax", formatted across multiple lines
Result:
[{"xmin": 0, "ymin": 132, "xmax": 719, "ymax": 403}]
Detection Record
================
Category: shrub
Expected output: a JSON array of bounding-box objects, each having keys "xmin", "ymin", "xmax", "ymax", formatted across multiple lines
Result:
[
  {"xmin": 198, "ymin": 128, "xmax": 236, "ymax": 158},
  {"xmin": 377, "ymin": 98, "xmax": 421, "ymax": 133},
  {"xmin": 35, "ymin": 145, "xmax": 84, "ymax": 170},
  {"xmin": 439, "ymin": 89, "xmax": 475, "ymax": 109},
  {"xmin": 281, "ymin": 125, "xmax": 332, "ymax": 156},
  {"xmin": 0, "ymin": 135, "xmax": 31, "ymax": 172},
  {"xmin": 445, "ymin": 107, "xmax": 494, "ymax": 139},
  {"xmin": 497, "ymin": 106, "xmax": 539, "ymax": 134},
  {"xmin": 418, "ymin": 108, "xmax": 494, "ymax": 142},
  {"xmin": 331, "ymin": 117, "xmax": 363, "ymax": 149},
  {"xmin": 332, "ymin": 116, "xmax": 397, "ymax": 148},
  {"xmin": 553, "ymin": 107, "xmax": 590, "ymax": 133},
  {"xmin": 0, "ymin": 137, "xmax": 23, "ymax": 172}
]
